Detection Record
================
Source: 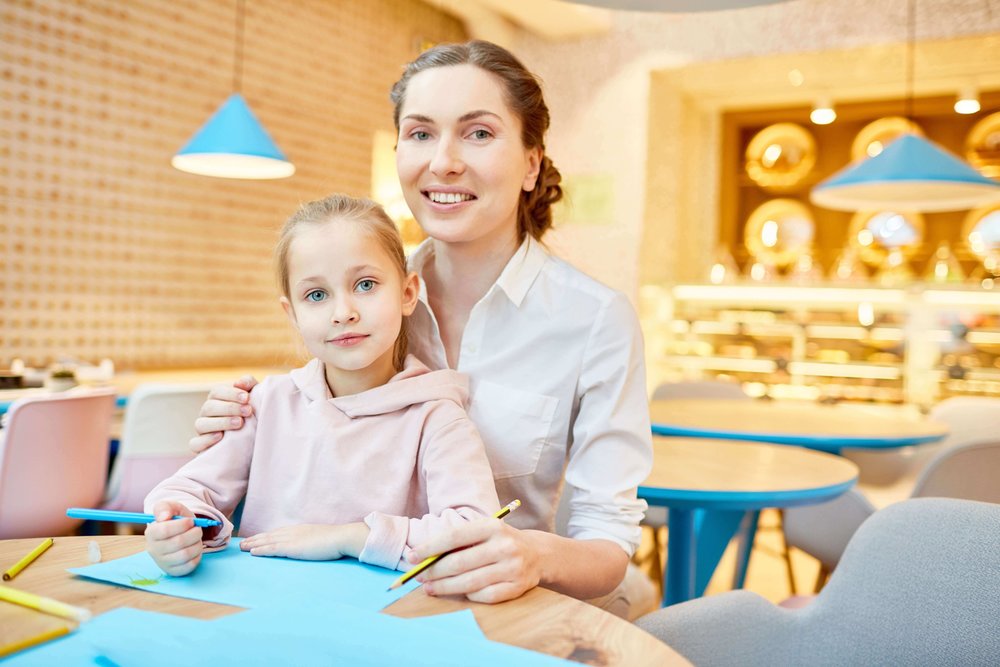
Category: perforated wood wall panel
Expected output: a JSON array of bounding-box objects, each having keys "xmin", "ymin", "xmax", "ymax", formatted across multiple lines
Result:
[{"xmin": 0, "ymin": 0, "xmax": 464, "ymax": 369}]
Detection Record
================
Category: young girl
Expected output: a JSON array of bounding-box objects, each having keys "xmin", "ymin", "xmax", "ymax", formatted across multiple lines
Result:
[{"xmin": 144, "ymin": 194, "xmax": 500, "ymax": 577}]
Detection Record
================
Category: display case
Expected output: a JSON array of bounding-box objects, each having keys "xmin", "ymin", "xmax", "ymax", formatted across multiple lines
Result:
[{"xmin": 640, "ymin": 283, "xmax": 1000, "ymax": 406}]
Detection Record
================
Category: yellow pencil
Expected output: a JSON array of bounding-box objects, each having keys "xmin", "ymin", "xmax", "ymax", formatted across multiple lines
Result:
[
  {"xmin": 0, "ymin": 584, "xmax": 91, "ymax": 623},
  {"xmin": 0, "ymin": 625, "xmax": 70, "ymax": 658},
  {"xmin": 2, "ymin": 538, "xmax": 54, "ymax": 581},
  {"xmin": 388, "ymin": 499, "xmax": 521, "ymax": 591}
]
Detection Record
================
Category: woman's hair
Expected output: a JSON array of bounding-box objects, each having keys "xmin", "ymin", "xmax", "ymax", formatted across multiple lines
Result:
[
  {"xmin": 275, "ymin": 194, "xmax": 410, "ymax": 371},
  {"xmin": 390, "ymin": 40, "xmax": 563, "ymax": 244}
]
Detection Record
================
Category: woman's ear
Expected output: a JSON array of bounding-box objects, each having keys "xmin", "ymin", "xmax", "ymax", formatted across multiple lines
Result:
[
  {"xmin": 279, "ymin": 296, "xmax": 299, "ymax": 330},
  {"xmin": 401, "ymin": 272, "xmax": 420, "ymax": 317},
  {"xmin": 522, "ymin": 146, "xmax": 543, "ymax": 192}
]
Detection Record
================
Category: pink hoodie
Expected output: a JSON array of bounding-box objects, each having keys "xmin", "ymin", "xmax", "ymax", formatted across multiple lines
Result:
[{"xmin": 144, "ymin": 355, "xmax": 500, "ymax": 570}]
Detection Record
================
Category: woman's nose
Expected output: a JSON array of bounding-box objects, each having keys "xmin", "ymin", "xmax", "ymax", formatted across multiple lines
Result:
[{"xmin": 429, "ymin": 136, "xmax": 465, "ymax": 177}]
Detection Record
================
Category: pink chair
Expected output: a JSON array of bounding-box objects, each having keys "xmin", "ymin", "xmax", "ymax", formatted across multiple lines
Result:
[
  {"xmin": 0, "ymin": 390, "xmax": 117, "ymax": 538},
  {"xmin": 101, "ymin": 383, "xmax": 211, "ymax": 519}
]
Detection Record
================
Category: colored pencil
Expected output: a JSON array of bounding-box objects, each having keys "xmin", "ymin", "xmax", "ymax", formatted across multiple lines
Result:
[
  {"xmin": 0, "ymin": 625, "xmax": 71, "ymax": 658},
  {"xmin": 2, "ymin": 538, "xmax": 53, "ymax": 581},
  {"xmin": 388, "ymin": 499, "xmax": 521, "ymax": 591},
  {"xmin": 66, "ymin": 508, "xmax": 221, "ymax": 528},
  {"xmin": 0, "ymin": 584, "xmax": 91, "ymax": 623}
]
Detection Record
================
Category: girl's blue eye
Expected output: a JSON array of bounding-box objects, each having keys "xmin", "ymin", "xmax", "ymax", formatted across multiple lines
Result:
[
  {"xmin": 356, "ymin": 279, "xmax": 376, "ymax": 293},
  {"xmin": 305, "ymin": 289, "xmax": 326, "ymax": 302}
]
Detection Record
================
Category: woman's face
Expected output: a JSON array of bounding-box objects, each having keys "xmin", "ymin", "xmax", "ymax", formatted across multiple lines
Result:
[{"xmin": 396, "ymin": 64, "xmax": 541, "ymax": 253}]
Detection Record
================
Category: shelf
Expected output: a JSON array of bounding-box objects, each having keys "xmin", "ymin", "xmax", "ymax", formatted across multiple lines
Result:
[
  {"xmin": 661, "ymin": 355, "xmax": 777, "ymax": 374},
  {"xmin": 788, "ymin": 360, "xmax": 902, "ymax": 380}
]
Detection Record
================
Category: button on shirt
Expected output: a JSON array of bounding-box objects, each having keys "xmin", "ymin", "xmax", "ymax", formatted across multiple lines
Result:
[{"xmin": 407, "ymin": 237, "xmax": 652, "ymax": 556}]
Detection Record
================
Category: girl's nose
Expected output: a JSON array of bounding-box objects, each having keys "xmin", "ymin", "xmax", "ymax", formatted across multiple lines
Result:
[
  {"xmin": 331, "ymin": 299, "xmax": 359, "ymax": 325},
  {"xmin": 429, "ymin": 136, "xmax": 465, "ymax": 177}
]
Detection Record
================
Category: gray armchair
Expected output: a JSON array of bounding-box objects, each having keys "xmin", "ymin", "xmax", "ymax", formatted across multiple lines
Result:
[{"xmin": 636, "ymin": 498, "xmax": 1000, "ymax": 666}]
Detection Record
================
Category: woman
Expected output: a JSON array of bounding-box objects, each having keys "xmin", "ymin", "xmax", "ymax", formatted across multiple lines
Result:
[{"xmin": 191, "ymin": 41, "xmax": 655, "ymax": 618}]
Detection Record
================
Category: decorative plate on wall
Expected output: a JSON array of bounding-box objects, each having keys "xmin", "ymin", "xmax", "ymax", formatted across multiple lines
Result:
[
  {"xmin": 966, "ymin": 111, "xmax": 1000, "ymax": 179},
  {"xmin": 744, "ymin": 198, "xmax": 815, "ymax": 267},
  {"xmin": 851, "ymin": 116, "xmax": 923, "ymax": 162},
  {"xmin": 848, "ymin": 209, "xmax": 925, "ymax": 266},
  {"xmin": 745, "ymin": 123, "xmax": 816, "ymax": 192},
  {"xmin": 963, "ymin": 203, "xmax": 1000, "ymax": 257}
]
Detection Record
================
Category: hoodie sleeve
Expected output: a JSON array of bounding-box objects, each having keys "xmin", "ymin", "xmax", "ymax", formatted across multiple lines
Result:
[
  {"xmin": 359, "ymin": 405, "xmax": 500, "ymax": 570},
  {"xmin": 143, "ymin": 388, "xmax": 262, "ymax": 551}
]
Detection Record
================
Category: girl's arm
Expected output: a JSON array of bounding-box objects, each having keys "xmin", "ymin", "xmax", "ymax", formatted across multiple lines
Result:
[
  {"xmin": 189, "ymin": 376, "xmax": 258, "ymax": 453},
  {"xmin": 360, "ymin": 413, "xmax": 501, "ymax": 571},
  {"xmin": 145, "ymin": 390, "xmax": 261, "ymax": 548}
]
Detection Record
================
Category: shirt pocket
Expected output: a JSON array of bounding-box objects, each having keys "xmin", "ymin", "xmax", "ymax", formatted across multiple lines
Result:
[{"xmin": 468, "ymin": 380, "xmax": 559, "ymax": 480}]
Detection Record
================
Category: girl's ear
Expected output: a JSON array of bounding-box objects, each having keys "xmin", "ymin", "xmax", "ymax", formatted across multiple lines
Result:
[
  {"xmin": 400, "ymin": 272, "xmax": 420, "ymax": 317},
  {"xmin": 279, "ymin": 296, "xmax": 299, "ymax": 330},
  {"xmin": 521, "ymin": 146, "xmax": 543, "ymax": 192}
]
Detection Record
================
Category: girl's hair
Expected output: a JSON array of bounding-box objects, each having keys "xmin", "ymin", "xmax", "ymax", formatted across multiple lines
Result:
[
  {"xmin": 390, "ymin": 40, "xmax": 563, "ymax": 244},
  {"xmin": 275, "ymin": 194, "xmax": 410, "ymax": 371}
]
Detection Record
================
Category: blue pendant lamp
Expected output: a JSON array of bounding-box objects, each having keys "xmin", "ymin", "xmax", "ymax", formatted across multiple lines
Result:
[
  {"xmin": 811, "ymin": 0, "xmax": 1000, "ymax": 212},
  {"xmin": 172, "ymin": 0, "xmax": 294, "ymax": 180}
]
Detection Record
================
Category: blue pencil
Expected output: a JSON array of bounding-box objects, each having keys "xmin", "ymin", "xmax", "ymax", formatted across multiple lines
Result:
[{"xmin": 66, "ymin": 508, "xmax": 221, "ymax": 528}]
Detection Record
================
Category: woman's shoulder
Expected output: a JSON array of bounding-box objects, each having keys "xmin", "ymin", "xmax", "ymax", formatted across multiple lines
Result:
[{"xmin": 540, "ymin": 253, "xmax": 635, "ymax": 313}]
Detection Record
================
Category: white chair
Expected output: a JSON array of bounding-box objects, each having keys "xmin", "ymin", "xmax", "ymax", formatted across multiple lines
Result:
[
  {"xmin": 785, "ymin": 437, "xmax": 1000, "ymax": 590},
  {"xmin": 0, "ymin": 390, "xmax": 117, "ymax": 538},
  {"xmin": 101, "ymin": 383, "xmax": 212, "ymax": 519},
  {"xmin": 637, "ymin": 498, "xmax": 1000, "ymax": 666}
]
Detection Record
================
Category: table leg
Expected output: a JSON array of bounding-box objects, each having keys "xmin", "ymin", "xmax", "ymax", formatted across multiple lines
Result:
[
  {"xmin": 664, "ymin": 508, "xmax": 695, "ymax": 606},
  {"xmin": 731, "ymin": 510, "xmax": 760, "ymax": 590}
]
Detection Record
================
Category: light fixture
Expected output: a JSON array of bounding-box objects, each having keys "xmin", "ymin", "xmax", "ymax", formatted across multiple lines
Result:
[
  {"xmin": 810, "ymin": 99, "xmax": 836, "ymax": 125},
  {"xmin": 810, "ymin": 0, "xmax": 1000, "ymax": 212},
  {"xmin": 954, "ymin": 86, "xmax": 981, "ymax": 115},
  {"xmin": 172, "ymin": 0, "xmax": 294, "ymax": 180}
]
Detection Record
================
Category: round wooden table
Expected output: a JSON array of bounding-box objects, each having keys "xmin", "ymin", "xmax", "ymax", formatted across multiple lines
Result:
[
  {"xmin": 0, "ymin": 536, "xmax": 687, "ymax": 666},
  {"xmin": 650, "ymin": 399, "xmax": 948, "ymax": 452},
  {"xmin": 640, "ymin": 437, "xmax": 859, "ymax": 606}
]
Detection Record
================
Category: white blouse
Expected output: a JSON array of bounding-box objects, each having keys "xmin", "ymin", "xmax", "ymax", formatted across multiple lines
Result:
[{"xmin": 407, "ymin": 237, "xmax": 652, "ymax": 556}]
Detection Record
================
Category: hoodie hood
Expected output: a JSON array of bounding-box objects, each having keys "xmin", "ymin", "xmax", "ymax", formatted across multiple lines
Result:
[{"xmin": 288, "ymin": 355, "xmax": 469, "ymax": 418}]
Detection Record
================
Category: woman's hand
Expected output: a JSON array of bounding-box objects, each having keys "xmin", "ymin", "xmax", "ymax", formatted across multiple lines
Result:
[
  {"xmin": 189, "ymin": 376, "xmax": 258, "ymax": 453},
  {"xmin": 407, "ymin": 518, "xmax": 543, "ymax": 604},
  {"xmin": 145, "ymin": 501, "xmax": 204, "ymax": 577},
  {"xmin": 240, "ymin": 523, "xmax": 370, "ymax": 561}
]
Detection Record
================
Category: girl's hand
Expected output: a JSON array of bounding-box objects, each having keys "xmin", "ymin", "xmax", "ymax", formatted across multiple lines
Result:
[
  {"xmin": 190, "ymin": 376, "xmax": 258, "ymax": 453},
  {"xmin": 145, "ymin": 501, "xmax": 203, "ymax": 576},
  {"xmin": 407, "ymin": 518, "xmax": 542, "ymax": 604},
  {"xmin": 240, "ymin": 523, "xmax": 369, "ymax": 561}
]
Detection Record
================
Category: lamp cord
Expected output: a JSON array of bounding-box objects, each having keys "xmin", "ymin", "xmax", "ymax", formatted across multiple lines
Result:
[
  {"xmin": 904, "ymin": 0, "xmax": 915, "ymax": 121},
  {"xmin": 233, "ymin": 0, "xmax": 245, "ymax": 95}
]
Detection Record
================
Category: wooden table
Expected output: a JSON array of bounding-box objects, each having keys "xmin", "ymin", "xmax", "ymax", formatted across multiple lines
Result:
[
  {"xmin": 650, "ymin": 399, "xmax": 948, "ymax": 452},
  {"xmin": 639, "ymin": 437, "xmax": 858, "ymax": 607},
  {"xmin": 0, "ymin": 537, "xmax": 687, "ymax": 666},
  {"xmin": 0, "ymin": 367, "xmax": 288, "ymax": 416}
]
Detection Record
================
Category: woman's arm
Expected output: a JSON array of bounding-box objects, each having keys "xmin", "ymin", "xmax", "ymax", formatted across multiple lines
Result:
[
  {"xmin": 407, "ymin": 521, "xmax": 628, "ymax": 602},
  {"xmin": 189, "ymin": 376, "xmax": 257, "ymax": 453}
]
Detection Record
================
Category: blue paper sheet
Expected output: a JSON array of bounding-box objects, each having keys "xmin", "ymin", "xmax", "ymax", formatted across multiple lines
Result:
[
  {"xmin": 68, "ymin": 538, "xmax": 417, "ymax": 612},
  {"xmin": 5, "ymin": 607, "xmax": 569, "ymax": 667}
]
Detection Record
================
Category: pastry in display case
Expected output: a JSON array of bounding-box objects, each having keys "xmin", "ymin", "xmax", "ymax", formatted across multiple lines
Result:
[{"xmin": 744, "ymin": 123, "xmax": 816, "ymax": 192}]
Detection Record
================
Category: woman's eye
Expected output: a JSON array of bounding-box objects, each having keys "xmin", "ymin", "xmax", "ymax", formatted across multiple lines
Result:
[
  {"xmin": 305, "ymin": 290, "xmax": 326, "ymax": 302},
  {"xmin": 356, "ymin": 279, "xmax": 376, "ymax": 293},
  {"xmin": 470, "ymin": 129, "xmax": 491, "ymax": 140},
  {"xmin": 411, "ymin": 130, "xmax": 430, "ymax": 141}
]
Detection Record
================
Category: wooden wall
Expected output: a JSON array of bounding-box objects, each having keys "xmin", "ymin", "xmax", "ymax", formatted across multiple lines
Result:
[{"xmin": 0, "ymin": 0, "xmax": 464, "ymax": 369}]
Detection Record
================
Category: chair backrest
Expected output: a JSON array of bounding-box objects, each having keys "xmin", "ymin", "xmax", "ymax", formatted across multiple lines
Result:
[
  {"xmin": 638, "ymin": 498, "xmax": 1000, "ymax": 666},
  {"xmin": 102, "ymin": 383, "xmax": 211, "ymax": 513},
  {"xmin": 0, "ymin": 390, "xmax": 117, "ymax": 538},
  {"xmin": 651, "ymin": 380, "xmax": 750, "ymax": 401},
  {"xmin": 913, "ymin": 439, "xmax": 1000, "ymax": 503},
  {"xmin": 928, "ymin": 396, "xmax": 1000, "ymax": 451}
]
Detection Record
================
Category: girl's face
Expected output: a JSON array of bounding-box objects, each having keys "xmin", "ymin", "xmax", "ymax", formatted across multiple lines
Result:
[
  {"xmin": 280, "ymin": 221, "xmax": 418, "ymax": 395},
  {"xmin": 396, "ymin": 64, "xmax": 542, "ymax": 253}
]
